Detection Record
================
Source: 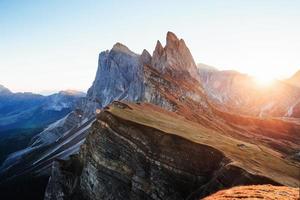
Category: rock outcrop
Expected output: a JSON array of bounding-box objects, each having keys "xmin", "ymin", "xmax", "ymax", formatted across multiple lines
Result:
[
  {"xmin": 152, "ymin": 32, "xmax": 199, "ymax": 81},
  {"xmin": 86, "ymin": 42, "xmax": 145, "ymax": 108}
]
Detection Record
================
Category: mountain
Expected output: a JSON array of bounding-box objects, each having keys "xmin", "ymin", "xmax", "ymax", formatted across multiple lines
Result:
[
  {"xmin": 1, "ymin": 32, "xmax": 299, "ymax": 200},
  {"xmin": 286, "ymin": 70, "xmax": 300, "ymax": 88},
  {"xmin": 197, "ymin": 65, "xmax": 300, "ymax": 118},
  {"xmin": 44, "ymin": 102, "xmax": 299, "ymax": 200},
  {"xmin": 0, "ymin": 88, "xmax": 85, "ymax": 131},
  {"xmin": 0, "ymin": 88, "xmax": 85, "ymax": 164}
]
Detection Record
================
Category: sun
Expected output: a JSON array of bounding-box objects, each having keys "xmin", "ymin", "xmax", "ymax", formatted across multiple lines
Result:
[{"xmin": 252, "ymin": 74, "xmax": 275, "ymax": 87}]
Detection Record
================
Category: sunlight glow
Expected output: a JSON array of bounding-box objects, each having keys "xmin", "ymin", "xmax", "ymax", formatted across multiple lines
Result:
[{"xmin": 253, "ymin": 74, "xmax": 275, "ymax": 87}]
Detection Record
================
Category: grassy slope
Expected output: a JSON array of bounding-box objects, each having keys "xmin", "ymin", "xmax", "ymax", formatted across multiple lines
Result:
[
  {"xmin": 108, "ymin": 102, "xmax": 300, "ymax": 187},
  {"xmin": 203, "ymin": 185, "xmax": 299, "ymax": 200}
]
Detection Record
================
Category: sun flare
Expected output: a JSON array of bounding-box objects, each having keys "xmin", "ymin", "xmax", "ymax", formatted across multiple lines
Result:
[
  {"xmin": 252, "ymin": 74, "xmax": 275, "ymax": 86},
  {"xmin": 252, "ymin": 72, "xmax": 276, "ymax": 87}
]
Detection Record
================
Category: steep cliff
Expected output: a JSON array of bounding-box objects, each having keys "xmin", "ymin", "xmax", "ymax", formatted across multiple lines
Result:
[
  {"xmin": 86, "ymin": 43, "xmax": 145, "ymax": 108},
  {"xmin": 44, "ymin": 102, "xmax": 300, "ymax": 200}
]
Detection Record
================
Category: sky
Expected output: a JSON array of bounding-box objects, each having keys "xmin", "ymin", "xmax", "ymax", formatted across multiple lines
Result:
[{"xmin": 0, "ymin": 0, "xmax": 300, "ymax": 94}]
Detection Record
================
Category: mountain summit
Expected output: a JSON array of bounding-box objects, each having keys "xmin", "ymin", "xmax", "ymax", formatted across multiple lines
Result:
[
  {"xmin": 152, "ymin": 31, "xmax": 199, "ymax": 80},
  {"xmin": 0, "ymin": 32, "xmax": 206, "ymax": 185}
]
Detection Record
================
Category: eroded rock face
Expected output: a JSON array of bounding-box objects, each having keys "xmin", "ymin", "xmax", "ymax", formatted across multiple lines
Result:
[
  {"xmin": 44, "ymin": 104, "xmax": 286, "ymax": 200},
  {"xmin": 152, "ymin": 32, "xmax": 199, "ymax": 81},
  {"xmin": 78, "ymin": 114, "xmax": 225, "ymax": 200},
  {"xmin": 44, "ymin": 156, "xmax": 84, "ymax": 200},
  {"xmin": 86, "ymin": 43, "xmax": 145, "ymax": 108}
]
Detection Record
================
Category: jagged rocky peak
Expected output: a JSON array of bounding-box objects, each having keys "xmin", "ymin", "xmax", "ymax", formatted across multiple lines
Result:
[
  {"xmin": 166, "ymin": 31, "xmax": 185, "ymax": 50},
  {"xmin": 166, "ymin": 31, "xmax": 178, "ymax": 41},
  {"xmin": 111, "ymin": 42, "xmax": 137, "ymax": 56},
  {"xmin": 86, "ymin": 42, "xmax": 144, "ymax": 108},
  {"xmin": 151, "ymin": 31, "xmax": 199, "ymax": 80},
  {"xmin": 140, "ymin": 49, "xmax": 152, "ymax": 66},
  {"xmin": 0, "ymin": 32, "xmax": 207, "ymax": 196},
  {"xmin": 153, "ymin": 40, "xmax": 164, "ymax": 56}
]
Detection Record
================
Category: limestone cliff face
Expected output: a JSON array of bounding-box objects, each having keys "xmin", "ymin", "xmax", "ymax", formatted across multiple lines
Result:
[
  {"xmin": 86, "ymin": 43, "xmax": 145, "ymax": 108},
  {"xmin": 78, "ymin": 112, "xmax": 225, "ymax": 200},
  {"xmin": 45, "ymin": 113, "xmax": 222, "ymax": 200}
]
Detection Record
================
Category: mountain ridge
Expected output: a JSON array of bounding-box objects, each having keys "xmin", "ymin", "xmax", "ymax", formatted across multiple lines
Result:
[
  {"xmin": 0, "ymin": 32, "xmax": 299, "ymax": 200},
  {"xmin": 44, "ymin": 101, "xmax": 299, "ymax": 200},
  {"xmin": 197, "ymin": 65, "xmax": 300, "ymax": 118}
]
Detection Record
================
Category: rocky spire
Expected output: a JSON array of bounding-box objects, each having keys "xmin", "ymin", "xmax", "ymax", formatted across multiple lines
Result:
[
  {"xmin": 111, "ymin": 42, "xmax": 137, "ymax": 56},
  {"xmin": 154, "ymin": 40, "xmax": 164, "ymax": 55},
  {"xmin": 151, "ymin": 32, "xmax": 199, "ymax": 80},
  {"xmin": 87, "ymin": 43, "xmax": 144, "ymax": 108},
  {"xmin": 151, "ymin": 40, "xmax": 164, "ymax": 68},
  {"xmin": 140, "ymin": 49, "xmax": 152, "ymax": 66},
  {"xmin": 166, "ymin": 31, "xmax": 180, "ymax": 48}
]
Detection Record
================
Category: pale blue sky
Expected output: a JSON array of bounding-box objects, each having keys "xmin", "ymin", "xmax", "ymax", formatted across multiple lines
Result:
[{"xmin": 1, "ymin": 0, "xmax": 300, "ymax": 94}]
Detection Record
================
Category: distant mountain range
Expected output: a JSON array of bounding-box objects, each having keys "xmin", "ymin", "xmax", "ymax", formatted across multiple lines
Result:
[
  {"xmin": 0, "ymin": 85, "xmax": 85, "ymax": 164},
  {"xmin": 0, "ymin": 85, "xmax": 85, "ymax": 131},
  {"xmin": 198, "ymin": 64, "xmax": 300, "ymax": 118}
]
